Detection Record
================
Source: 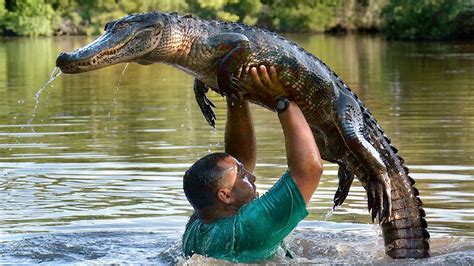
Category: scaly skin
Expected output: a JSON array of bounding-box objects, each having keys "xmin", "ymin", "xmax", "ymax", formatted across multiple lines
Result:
[{"xmin": 56, "ymin": 11, "xmax": 430, "ymax": 259}]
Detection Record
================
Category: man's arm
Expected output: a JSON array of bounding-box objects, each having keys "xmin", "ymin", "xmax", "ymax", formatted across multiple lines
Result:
[
  {"xmin": 250, "ymin": 65, "xmax": 323, "ymax": 204},
  {"xmin": 278, "ymin": 102, "xmax": 323, "ymax": 204},
  {"xmin": 230, "ymin": 66, "xmax": 323, "ymax": 257},
  {"xmin": 224, "ymin": 98, "xmax": 256, "ymax": 173}
]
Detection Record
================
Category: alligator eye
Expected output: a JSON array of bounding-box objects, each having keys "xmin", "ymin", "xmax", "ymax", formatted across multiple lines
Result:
[
  {"xmin": 104, "ymin": 22, "xmax": 112, "ymax": 31},
  {"xmin": 116, "ymin": 23, "xmax": 129, "ymax": 30}
]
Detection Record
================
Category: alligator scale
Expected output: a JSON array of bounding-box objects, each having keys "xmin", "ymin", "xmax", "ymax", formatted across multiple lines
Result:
[{"xmin": 56, "ymin": 11, "xmax": 430, "ymax": 259}]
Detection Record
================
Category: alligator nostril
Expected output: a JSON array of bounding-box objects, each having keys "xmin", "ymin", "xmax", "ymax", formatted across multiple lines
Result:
[{"xmin": 56, "ymin": 52, "xmax": 72, "ymax": 67}]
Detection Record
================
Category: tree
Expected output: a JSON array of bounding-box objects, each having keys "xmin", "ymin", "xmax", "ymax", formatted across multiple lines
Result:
[
  {"xmin": 0, "ymin": 0, "xmax": 5, "ymax": 17},
  {"xmin": 381, "ymin": 0, "xmax": 467, "ymax": 40},
  {"xmin": 261, "ymin": 0, "xmax": 341, "ymax": 32},
  {"xmin": 4, "ymin": 0, "xmax": 55, "ymax": 36}
]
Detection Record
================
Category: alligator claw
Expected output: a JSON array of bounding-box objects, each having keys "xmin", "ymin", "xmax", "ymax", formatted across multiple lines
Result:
[
  {"xmin": 193, "ymin": 79, "xmax": 217, "ymax": 128},
  {"xmin": 229, "ymin": 76, "xmax": 245, "ymax": 100},
  {"xmin": 367, "ymin": 172, "xmax": 392, "ymax": 223},
  {"xmin": 333, "ymin": 165, "xmax": 355, "ymax": 208}
]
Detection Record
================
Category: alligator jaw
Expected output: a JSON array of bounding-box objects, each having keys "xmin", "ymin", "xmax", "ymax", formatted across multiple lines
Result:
[
  {"xmin": 56, "ymin": 13, "xmax": 163, "ymax": 74},
  {"xmin": 56, "ymin": 52, "xmax": 105, "ymax": 74},
  {"xmin": 56, "ymin": 34, "xmax": 133, "ymax": 74}
]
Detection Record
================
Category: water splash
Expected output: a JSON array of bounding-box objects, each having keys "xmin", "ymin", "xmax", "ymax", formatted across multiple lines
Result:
[
  {"xmin": 107, "ymin": 63, "xmax": 129, "ymax": 118},
  {"xmin": 323, "ymin": 208, "xmax": 334, "ymax": 220},
  {"xmin": 27, "ymin": 67, "xmax": 62, "ymax": 130},
  {"xmin": 372, "ymin": 223, "xmax": 382, "ymax": 236}
]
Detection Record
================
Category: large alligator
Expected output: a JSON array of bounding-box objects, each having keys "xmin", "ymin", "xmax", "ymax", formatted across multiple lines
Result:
[{"xmin": 55, "ymin": 11, "xmax": 430, "ymax": 259}]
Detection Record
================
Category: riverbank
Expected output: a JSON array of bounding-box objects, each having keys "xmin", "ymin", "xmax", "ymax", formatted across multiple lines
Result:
[{"xmin": 0, "ymin": 0, "xmax": 472, "ymax": 40}]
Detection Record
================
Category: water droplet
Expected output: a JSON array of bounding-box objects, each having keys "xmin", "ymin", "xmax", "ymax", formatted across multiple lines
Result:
[
  {"xmin": 107, "ymin": 63, "xmax": 129, "ymax": 117},
  {"xmin": 28, "ymin": 67, "xmax": 62, "ymax": 130},
  {"xmin": 323, "ymin": 209, "xmax": 334, "ymax": 220},
  {"xmin": 372, "ymin": 223, "xmax": 381, "ymax": 235}
]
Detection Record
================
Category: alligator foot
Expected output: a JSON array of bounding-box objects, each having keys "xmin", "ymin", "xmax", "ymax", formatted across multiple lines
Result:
[
  {"xmin": 367, "ymin": 172, "xmax": 392, "ymax": 223},
  {"xmin": 193, "ymin": 79, "xmax": 216, "ymax": 128},
  {"xmin": 208, "ymin": 33, "xmax": 251, "ymax": 100}
]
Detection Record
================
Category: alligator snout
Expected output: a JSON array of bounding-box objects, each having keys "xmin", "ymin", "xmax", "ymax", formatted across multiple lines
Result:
[
  {"xmin": 55, "ymin": 52, "xmax": 92, "ymax": 74},
  {"xmin": 56, "ymin": 52, "xmax": 72, "ymax": 68}
]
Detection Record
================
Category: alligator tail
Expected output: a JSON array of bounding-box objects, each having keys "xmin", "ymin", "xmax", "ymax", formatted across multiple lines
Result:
[
  {"xmin": 382, "ymin": 162, "xmax": 430, "ymax": 258},
  {"xmin": 364, "ymin": 112, "xmax": 430, "ymax": 258},
  {"xmin": 304, "ymin": 49, "xmax": 430, "ymax": 259}
]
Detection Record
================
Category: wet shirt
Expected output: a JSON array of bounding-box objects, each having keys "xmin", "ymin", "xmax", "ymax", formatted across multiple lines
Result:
[{"xmin": 182, "ymin": 172, "xmax": 308, "ymax": 263}]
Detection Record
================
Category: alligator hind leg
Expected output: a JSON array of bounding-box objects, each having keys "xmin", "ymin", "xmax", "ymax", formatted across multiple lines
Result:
[
  {"xmin": 336, "ymin": 91, "xmax": 392, "ymax": 223},
  {"xmin": 208, "ymin": 33, "xmax": 251, "ymax": 100}
]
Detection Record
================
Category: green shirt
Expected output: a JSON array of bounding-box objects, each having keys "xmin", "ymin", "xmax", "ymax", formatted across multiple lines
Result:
[{"xmin": 182, "ymin": 171, "xmax": 308, "ymax": 263}]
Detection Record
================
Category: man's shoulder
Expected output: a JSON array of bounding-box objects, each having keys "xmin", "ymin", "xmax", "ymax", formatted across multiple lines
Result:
[{"xmin": 238, "ymin": 171, "xmax": 301, "ymax": 212}]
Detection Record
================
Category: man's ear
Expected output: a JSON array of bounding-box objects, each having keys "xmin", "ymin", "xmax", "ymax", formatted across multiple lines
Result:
[{"xmin": 217, "ymin": 188, "xmax": 234, "ymax": 204}]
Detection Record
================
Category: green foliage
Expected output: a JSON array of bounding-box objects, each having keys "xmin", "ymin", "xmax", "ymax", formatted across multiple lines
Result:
[
  {"xmin": 381, "ymin": 0, "xmax": 467, "ymax": 40},
  {"xmin": 0, "ymin": 0, "xmax": 5, "ymax": 31},
  {"xmin": 4, "ymin": 0, "xmax": 56, "ymax": 36},
  {"xmin": 0, "ymin": 0, "xmax": 5, "ymax": 17},
  {"xmin": 187, "ymin": 0, "xmax": 243, "ymax": 22},
  {"xmin": 264, "ymin": 0, "xmax": 340, "ymax": 32},
  {"xmin": 48, "ymin": 0, "xmax": 189, "ymax": 35},
  {"xmin": 0, "ymin": 0, "xmax": 470, "ymax": 38}
]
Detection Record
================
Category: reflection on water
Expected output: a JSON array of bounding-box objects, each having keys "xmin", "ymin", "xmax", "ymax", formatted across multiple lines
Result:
[{"xmin": 0, "ymin": 35, "xmax": 473, "ymax": 263}]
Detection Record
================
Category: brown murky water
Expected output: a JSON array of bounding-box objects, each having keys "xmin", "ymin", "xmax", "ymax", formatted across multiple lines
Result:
[{"xmin": 0, "ymin": 35, "xmax": 473, "ymax": 264}]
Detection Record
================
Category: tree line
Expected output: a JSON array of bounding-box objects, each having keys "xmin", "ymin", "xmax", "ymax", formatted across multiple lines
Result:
[{"xmin": 0, "ymin": 0, "xmax": 472, "ymax": 40}]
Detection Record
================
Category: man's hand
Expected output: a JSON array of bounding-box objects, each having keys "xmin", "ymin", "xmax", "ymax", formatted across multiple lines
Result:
[
  {"xmin": 249, "ymin": 65, "xmax": 288, "ymax": 110},
  {"xmin": 250, "ymin": 65, "xmax": 323, "ymax": 205}
]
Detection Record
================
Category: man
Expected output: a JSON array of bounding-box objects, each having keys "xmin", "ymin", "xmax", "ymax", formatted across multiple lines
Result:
[{"xmin": 182, "ymin": 65, "xmax": 323, "ymax": 263}]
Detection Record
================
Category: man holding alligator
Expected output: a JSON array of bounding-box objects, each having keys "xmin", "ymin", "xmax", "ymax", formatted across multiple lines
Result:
[
  {"xmin": 182, "ymin": 65, "xmax": 324, "ymax": 262},
  {"xmin": 56, "ymin": 11, "xmax": 430, "ymax": 259}
]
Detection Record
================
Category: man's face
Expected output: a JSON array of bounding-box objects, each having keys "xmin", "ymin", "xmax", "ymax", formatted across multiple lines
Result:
[{"xmin": 218, "ymin": 156, "xmax": 258, "ymax": 208}]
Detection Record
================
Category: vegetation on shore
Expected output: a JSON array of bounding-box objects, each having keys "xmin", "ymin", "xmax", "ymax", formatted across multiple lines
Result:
[{"xmin": 0, "ymin": 0, "xmax": 472, "ymax": 40}]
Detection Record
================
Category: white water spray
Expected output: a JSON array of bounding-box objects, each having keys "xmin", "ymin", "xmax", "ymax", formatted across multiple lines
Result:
[
  {"xmin": 27, "ymin": 67, "xmax": 62, "ymax": 130},
  {"xmin": 107, "ymin": 63, "xmax": 129, "ymax": 118}
]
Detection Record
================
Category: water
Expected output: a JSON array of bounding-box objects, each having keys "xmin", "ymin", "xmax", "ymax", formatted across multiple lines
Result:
[
  {"xmin": 27, "ymin": 67, "xmax": 62, "ymax": 129},
  {"xmin": 107, "ymin": 63, "xmax": 129, "ymax": 118},
  {"xmin": 0, "ymin": 35, "xmax": 473, "ymax": 264}
]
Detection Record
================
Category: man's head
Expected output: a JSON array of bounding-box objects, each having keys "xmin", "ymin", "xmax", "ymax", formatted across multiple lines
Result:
[{"xmin": 183, "ymin": 153, "xmax": 258, "ymax": 219}]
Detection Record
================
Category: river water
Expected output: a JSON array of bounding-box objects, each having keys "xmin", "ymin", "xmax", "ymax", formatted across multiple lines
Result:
[{"xmin": 0, "ymin": 35, "xmax": 473, "ymax": 264}]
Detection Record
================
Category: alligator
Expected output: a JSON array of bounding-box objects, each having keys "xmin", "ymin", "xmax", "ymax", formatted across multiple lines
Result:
[{"xmin": 55, "ymin": 11, "xmax": 430, "ymax": 259}]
